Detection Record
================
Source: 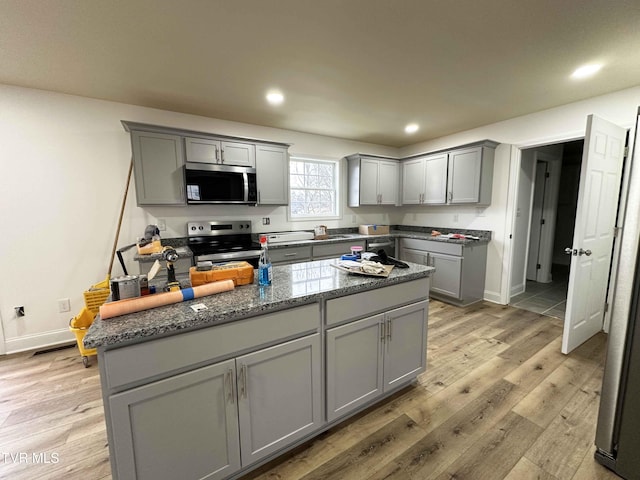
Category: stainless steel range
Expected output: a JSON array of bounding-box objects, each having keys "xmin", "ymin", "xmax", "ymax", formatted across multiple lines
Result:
[{"xmin": 187, "ymin": 220, "xmax": 261, "ymax": 268}]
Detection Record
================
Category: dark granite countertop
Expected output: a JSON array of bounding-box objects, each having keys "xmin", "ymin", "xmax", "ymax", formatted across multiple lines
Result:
[
  {"xmin": 266, "ymin": 227, "xmax": 491, "ymax": 249},
  {"xmin": 84, "ymin": 258, "xmax": 434, "ymax": 349}
]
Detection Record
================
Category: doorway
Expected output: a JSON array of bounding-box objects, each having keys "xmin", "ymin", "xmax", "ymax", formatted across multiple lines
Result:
[{"xmin": 509, "ymin": 140, "xmax": 584, "ymax": 319}]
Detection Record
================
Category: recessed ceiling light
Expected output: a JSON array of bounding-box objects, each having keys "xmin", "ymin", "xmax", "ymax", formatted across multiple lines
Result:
[
  {"xmin": 266, "ymin": 91, "xmax": 284, "ymax": 105},
  {"xmin": 405, "ymin": 123, "xmax": 419, "ymax": 134},
  {"xmin": 571, "ymin": 64, "xmax": 602, "ymax": 79}
]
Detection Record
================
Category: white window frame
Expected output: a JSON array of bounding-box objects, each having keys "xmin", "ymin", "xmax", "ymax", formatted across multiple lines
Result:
[{"xmin": 288, "ymin": 156, "xmax": 341, "ymax": 222}]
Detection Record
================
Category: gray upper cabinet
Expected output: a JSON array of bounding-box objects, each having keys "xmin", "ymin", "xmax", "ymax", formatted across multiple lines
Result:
[
  {"xmin": 448, "ymin": 146, "xmax": 490, "ymax": 204},
  {"xmin": 400, "ymin": 140, "xmax": 497, "ymax": 206},
  {"xmin": 130, "ymin": 131, "xmax": 186, "ymax": 206},
  {"xmin": 109, "ymin": 359, "xmax": 241, "ymax": 480},
  {"xmin": 236, "ymin": 334, "xmax": 322, "ymax": 466},
  {"xmin": 347, "ymin": 154, "xmax": 399, "ymax": 207},
  {"xmin": 401, "ymin": 153, "xmax": 448, "ymax": 205},
  {"xmin": 122, "ymin": 121, "xmax": 289, "ymax": 207},
  {"xmin": 256, "ymin": 144, "xmax": 289, "ymax": 204},
  {"xmin": 424, "ymin": 154, "xmax": 449, "ymax": 204},
  {"xmin": 185, "ymin": 137, "xmax": 256, "ymax": 167}
]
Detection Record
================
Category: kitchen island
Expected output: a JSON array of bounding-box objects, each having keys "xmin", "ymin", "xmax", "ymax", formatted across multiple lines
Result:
[{"xmin": 85, "ymin": 259, "xmax": 434, "ymax": 480}]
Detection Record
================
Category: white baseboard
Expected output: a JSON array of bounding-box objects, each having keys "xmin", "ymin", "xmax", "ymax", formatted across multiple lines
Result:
[
  {"xmin": 4, "ymin": 328, "xmax": 75, "ymax": 355},
  {"xmin": 484, "ymin": 290, "xmax": 504, "ymax": 305},
  {"xmin": 511, "ymin": 283, "xmax": 525, "ymax": 297}
]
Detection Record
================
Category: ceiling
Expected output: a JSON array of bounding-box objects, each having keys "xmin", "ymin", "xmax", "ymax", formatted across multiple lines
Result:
[{"xmin": 2, "ymin": 0, "xmax": 639, "ymax": 147}]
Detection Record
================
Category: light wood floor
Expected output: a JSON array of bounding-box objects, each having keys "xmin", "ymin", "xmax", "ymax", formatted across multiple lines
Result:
[{"xmin": 0, "ymin": 301, "xmax": 622, "ymax": 480}]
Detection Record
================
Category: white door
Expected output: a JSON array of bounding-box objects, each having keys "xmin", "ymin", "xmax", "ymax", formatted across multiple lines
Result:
[{"xmin": 562, "ymin": 115, "xmax": 626, "ymax": 354}]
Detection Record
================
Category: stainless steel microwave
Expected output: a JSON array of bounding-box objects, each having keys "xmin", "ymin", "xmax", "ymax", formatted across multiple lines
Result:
[{"xmin": 184, "ymin": 162, "xmax": 257, "ymax": 204}]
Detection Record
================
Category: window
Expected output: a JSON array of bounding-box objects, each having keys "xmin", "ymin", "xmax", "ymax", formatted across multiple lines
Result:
[{"xmin": 289, "ymin": 156, "xmax": 340, "ymax": 220}]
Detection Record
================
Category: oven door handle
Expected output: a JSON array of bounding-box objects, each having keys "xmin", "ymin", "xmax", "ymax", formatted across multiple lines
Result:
[{"xmin": 368, "ymin": 241, "xmax": 393, "ymax": 249}]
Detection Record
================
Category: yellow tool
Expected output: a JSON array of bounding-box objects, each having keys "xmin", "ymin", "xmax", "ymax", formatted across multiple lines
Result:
[{"xmin": 162, "ymin": 246, "xmax": 181, "ymax": 292}]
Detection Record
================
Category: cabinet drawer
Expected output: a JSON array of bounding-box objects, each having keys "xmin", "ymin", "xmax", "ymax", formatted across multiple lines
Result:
[
  {"xmin": 270, "ymin": 246, "xmax": 312, "ymax": 264},
  {"xmin": 313, "ymin": 240, "xmax": 365, "ymax": 260},
  {"xmin": 400, "ymin": 238, "xmax": 462, "ymax": 256},
  {"xmin": 104, "ymin": 303, "xmax": 320, "ymax": 390},
  {"xmin": 326, "ymin": 278, "xmax": 429, "ymax": 326}
]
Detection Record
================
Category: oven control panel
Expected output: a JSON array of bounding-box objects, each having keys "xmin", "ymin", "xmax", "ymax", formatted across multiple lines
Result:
[{"xmin": 187, "ymin": 220, "xmax": 252, "ymax": 236}]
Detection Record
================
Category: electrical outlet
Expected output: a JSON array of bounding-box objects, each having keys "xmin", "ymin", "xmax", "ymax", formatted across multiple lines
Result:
[
  {"xmin": 453, "ymin": 214, "xmax": 459, "ymax": 223},
  {"xmin": 157, "ymin": 219, "xmax": 166, "ymax": 231},
  {"xmin": 262, "ymin": 217, "xmax": 270, "ymax": 225},
  {"xmin": 351, "ymin": 215, "xmax": 356, "ymax": 224},
  {"xmin": 57, "ymin": 298, "xmax": 71, "ymax": 313}
]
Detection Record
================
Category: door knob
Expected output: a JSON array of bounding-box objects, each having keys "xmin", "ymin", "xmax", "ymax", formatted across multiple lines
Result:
[
  {"xmin": 564, "ymin": 247, "xmax": 577, "ymax": 256},
  {"xmin": 579, "ymin": 248, "xmax": 592, "ymax": 256}
]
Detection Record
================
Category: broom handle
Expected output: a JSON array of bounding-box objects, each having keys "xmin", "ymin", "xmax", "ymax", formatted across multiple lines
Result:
[{"xmin": 108, "ymin": 158, "xmax": 134, "ymax": 277}]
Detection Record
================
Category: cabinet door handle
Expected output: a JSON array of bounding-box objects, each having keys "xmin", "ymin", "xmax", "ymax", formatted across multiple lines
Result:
[
  {"xmin": 221, "ymin": 148, "xmax": 225, "ymax": 163},
  {"xmin": 214, "ymin": 145, "xmax": 219, "ymax": 162},
  {"xmin": 387, "ymin": 319, "xmax": 392, "ymax": 341},
  {"xmin": 284, "ymin": 253, "xmax": 297, "ymax": 257},
  {"xmin": 242, "ymin": 364, "xmax": 248, "ymax": 399},
  {"xmin": 238, "ymin": 364, "xmax": 247, "ymax": 399},
  {"xmin": 380, "ymin": 320, "xmax": 386, "ymax": 343},
  {"xmin": 258, "ymin": 191, "xmax": 261, "ymax": 203},
  {"xmin": 448, "ymin": 191, "xmax": 453, "ymax": 201},
  {"xmin": 225, "ymin": 368, "xmax": 235, "ymax": 404}
]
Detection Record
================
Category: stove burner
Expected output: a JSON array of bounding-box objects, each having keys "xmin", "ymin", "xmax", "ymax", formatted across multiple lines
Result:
[{"xmin": 187, "ymin": 219, "xmax": 261, "ymax": 265}]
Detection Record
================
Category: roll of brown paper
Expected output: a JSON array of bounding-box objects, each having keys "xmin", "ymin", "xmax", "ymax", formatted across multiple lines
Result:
[{"xmin": 99, "ymin": 280, "xmax": 235, "ymax": 319}]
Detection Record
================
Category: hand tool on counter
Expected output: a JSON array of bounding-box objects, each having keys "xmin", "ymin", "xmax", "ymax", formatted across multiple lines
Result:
[{"xmin": 162, "ymin": 246, "xmax": 181, "ymax": 292}]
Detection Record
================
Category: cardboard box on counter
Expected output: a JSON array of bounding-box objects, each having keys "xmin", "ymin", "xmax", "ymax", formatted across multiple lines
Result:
[{"xmin": 359, "ymin": 224, "xmax": 390, "ymax": 235}]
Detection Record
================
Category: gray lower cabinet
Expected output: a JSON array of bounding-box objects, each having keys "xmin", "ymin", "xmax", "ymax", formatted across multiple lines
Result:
[
  {"xmin": 428, "ymin": 252, "xmax": 463, "ymax": 299},
  {"xmin": 237, "ymin": 334, "xmax": 322, "ymax": 465},
  {"xmin": 326, "ymin": 300, "xmax": 428, "ymax": 422},
  {"xmin": 109, "ymin": 359, "xmax": 240, "ymax": 480},
  {"xmin": 109, "ymin": 333, "xmax": 321, "ymax": 480},
  {"xmin": 130, "ymin": 131, "xmax": 185, "ymax": 205},
  {"xmin": 270, "ymin": 245, "xmax": 312, "ymax": 265},
  {"xmin": 383, "ymin": 301, "xmax": 429, "ymax": 389},
  {"xmin": 326, "ymin": 315, "xmax": 384, "ymax": 421},
  {"xmin": 312, "ymin": 240, "xmax": 366, "ymax": 260},
  {"xmin": 400, "ymin": 238, "xmax": 487, "ymax": 306}
]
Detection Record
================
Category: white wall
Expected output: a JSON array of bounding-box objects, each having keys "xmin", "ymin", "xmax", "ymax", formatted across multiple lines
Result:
[
  {"xmin": 0, "ymin": 84, "xmax": 397, "ymax": 353},
  {"xmin": 510, "ymin": 150, "xmax": 535, "ymax": 295},
  {"xmin": 396, "ymin": 86, "xmax": 640, "ymax": 303}
]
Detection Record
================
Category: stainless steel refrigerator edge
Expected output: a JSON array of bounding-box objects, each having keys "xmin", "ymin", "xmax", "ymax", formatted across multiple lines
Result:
[{"xmin": 595, "ymin": 109, "xmax": 640, "ymax": 478}]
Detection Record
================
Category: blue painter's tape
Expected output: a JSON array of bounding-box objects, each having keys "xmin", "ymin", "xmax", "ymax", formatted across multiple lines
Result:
[{"xmin": 182, "ymin": 288, "xmax": 195, "ymax": 301}]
